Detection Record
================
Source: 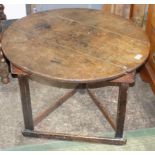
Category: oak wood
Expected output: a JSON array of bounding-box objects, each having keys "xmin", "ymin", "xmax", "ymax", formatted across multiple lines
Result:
[
  {"xmin": 103, "ymin": 4, "xmax": 146, "ymax": 26},
  {"xmin": 131, "ymin": 4, "xmax": 146, "ymax": 26},
  {"xmin": 23, "ymin": 130, "xmax": 127, "ymax": 145},
  {"xmin": 140, "ymin": 5, "xmax": 155, "ymax": 94},
  {"xmin": 102, "ymin": 4, "xmax": 112, "ymax": 13},
  {"xmin": 22, "ymin": 129, "xmax": 127, "ymax": 145},
  {"xmin": 18, "ymin": 75, "xmax": 34, "ymax": 130},
  {"xmin": 103, "ymin": 4, "xmax": 132, "ymax": 19},
  {"xmin": 115, "ymin": 83, "xmax": 129, "ymax": 138},
  {"xmin": 2, "ymin": 8, "xmax": 150, "ymax": 83},
  {"xmin": 140, "ymin": 63, "xmax": 155, "ymax": 94}
]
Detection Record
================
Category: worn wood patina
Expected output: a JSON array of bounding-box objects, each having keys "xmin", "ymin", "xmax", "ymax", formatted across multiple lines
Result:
[
  {"xmin": 2, "ymin": 8, "xmax": 150, "ymax": 83},
  {"xmin": 1, "ymin": 9, "xmax": 150, "ymax": 145}
]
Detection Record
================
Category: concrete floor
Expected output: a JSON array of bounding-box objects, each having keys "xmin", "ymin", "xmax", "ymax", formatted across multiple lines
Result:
[{"xmin": 0, "ymin": 74, "xmax": 155, "ymax": 149}]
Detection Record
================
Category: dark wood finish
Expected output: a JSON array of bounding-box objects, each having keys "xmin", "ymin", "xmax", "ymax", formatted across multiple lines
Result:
[
  {"xmin": 0, "ymin": 4, "xmax": 6, "ymax": 20},
  {"xmin": 140, "ymin": 63, "xmax": 155, "ymax": 93},
  {"xmin": 2, "ymin": 9, "xmax": 150, "ymax": 83},
  {"xmin": 17, "ymin": 71, "xmax": 134, "ymax": 145},
  {"xmin": 1, "ymin": 9, "xmax": 146, "ymax": 145},
  {"xmin": 22, "ymin": 129, "xmax": 126, "ymax": 145},
  {"xmin": 111, "ymin": 71, "xmax": 135, "ymax": 84},
  {"xmin": 0, "ymin": 4, "xmax": 9, "ymax": 84},
  {"xmin": 87, "ymin": 72, "xmax": 135, "ymax": 89},
  {"xmin": 130, "ymin": 4, "xmax": 146, "ymax": 27},
  {"xmin": 18, "ymin": 75, "xmax": 34, "ymax": 130},
  {"xmin": 103, "ymin": 4, "xmax": 132, "ymax": 19},
  {"xmin": 16, "ymin": 71, "xmax": 134, "ymax": 145},
  {"xmin": 17, "ymin": 72, "xmax": 134, "ymax": 145},
  {"xmin": 11, "ymin": 64, "xmax": 28, "ymax": 75},
  {"xmin": 140, "ymin": 5, "xmax": 155, "ymax": 95},
  {"xmin": 115, "ymin": 83, "xmax": 129, "ymax": 138},
  {"xmin": 103, "ymin": 4, "xmax": 147, "ymax": 26}
]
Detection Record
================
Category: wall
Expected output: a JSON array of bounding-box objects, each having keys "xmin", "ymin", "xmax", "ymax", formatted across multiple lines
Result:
[
  {"xmin": 4, "ymin": 4, "xmax": 26, "ymax": 19},
  {"xmin": 3, "ymin": 4, "xmax": 103, "ymax": 19},
  {"xmin": 33, "ymin": 4, "xmax": 103, "ymax": 13}
]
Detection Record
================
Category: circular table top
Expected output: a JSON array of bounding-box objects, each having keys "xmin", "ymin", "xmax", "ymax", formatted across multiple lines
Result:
[{"xmin": 2, "ymin": 8, "xmax": 150, "ymax": 83}]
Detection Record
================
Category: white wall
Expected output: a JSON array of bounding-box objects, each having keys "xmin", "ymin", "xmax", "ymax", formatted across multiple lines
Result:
[
  {"xmin": 3, "ymin": 4, "xmax": 102, "ymax": 19},
  {"xmin": 4, "ymin": 4, "xmax": 26, "ymax": 19}
]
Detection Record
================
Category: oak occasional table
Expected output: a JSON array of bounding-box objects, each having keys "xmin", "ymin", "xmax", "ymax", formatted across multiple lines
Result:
[{"xmin": 2, "ymin": 9, "xmax": 150, "ymax": 145}]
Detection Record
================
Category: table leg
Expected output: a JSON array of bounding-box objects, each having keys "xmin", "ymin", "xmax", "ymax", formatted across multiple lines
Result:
[
  {"xmin": 16, "ymin": 72, "xmax": 132, "ymax": 145},
  {"xmin": 18, "ymin": 75, "xmax": 34, "ymax": 130},
  {"xmin": 115, "ymin": 83, "xmax": 129, "ymax": 138}
]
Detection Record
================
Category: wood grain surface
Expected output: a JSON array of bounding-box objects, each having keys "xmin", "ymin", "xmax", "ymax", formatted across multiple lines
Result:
[{"xmin": 2, "ymin": 9, "xmax": 150, "ymax": 83}]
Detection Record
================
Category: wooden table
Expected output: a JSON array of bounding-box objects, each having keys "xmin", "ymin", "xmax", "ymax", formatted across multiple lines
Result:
[{"xmin": 2, "ymin": 9, "xmax": 150, "ymax": 145}]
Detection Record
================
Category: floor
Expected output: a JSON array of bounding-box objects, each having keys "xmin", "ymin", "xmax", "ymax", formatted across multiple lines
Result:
[{"xmin": 0, "ymin": 73, "xmax": 155, "ymax": 149}]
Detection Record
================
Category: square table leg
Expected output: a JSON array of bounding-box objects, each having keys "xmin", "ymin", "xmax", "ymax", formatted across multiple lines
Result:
[
  {"xmin": 16, "ymin": 69, "xmax": 134, "ymax": 145},
  {"xmin": 115, "ymin": 83, "xmax": 129, "ymax": 138},
  {"xmin": 18, "ymin": 75, "xmax": 34, "ymax": 130}
]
